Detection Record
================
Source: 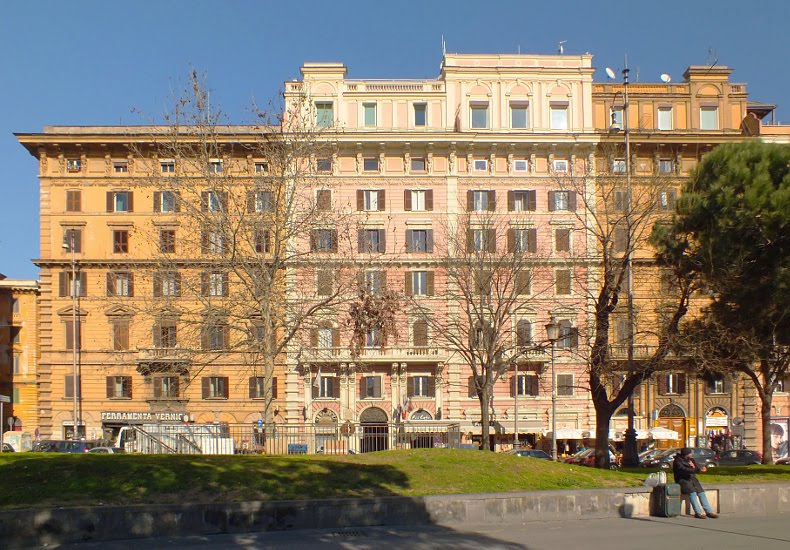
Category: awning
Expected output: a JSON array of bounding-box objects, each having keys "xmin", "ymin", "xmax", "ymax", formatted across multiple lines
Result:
[{"xmin": 547, "ymin": 427, "xmax": 587, "ymax": 439}]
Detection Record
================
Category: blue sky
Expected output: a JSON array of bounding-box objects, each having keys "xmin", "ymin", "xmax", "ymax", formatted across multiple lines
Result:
[{"xmin": 2, "ymin": 0, "xmax": 788, "ymax": 279}]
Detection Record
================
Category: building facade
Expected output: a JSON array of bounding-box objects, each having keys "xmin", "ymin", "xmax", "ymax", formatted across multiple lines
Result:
[{"xmin": 15, "ymin": 52, "xmax": 785, "ymax": 452}]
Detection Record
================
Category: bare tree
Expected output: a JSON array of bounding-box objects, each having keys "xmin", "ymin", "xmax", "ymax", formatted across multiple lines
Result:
[
  {"xmin": 555, "ymin": 147, "xmax": 694, "ymax": 468},
  {"xmin": 125, "ymin": 71, "xmax": 357, "ymax": 422}
]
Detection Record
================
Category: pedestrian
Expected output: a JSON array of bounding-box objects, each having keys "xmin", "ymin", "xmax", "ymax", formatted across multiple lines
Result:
[{"xmin": 672, "ymin": 447, "xmax": 718, "ymax": 519}]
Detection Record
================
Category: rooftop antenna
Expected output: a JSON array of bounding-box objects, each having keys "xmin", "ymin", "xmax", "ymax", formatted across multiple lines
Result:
[{"xmin": 558, "ymin": 40, "xmax": 567, "ymax": 55}]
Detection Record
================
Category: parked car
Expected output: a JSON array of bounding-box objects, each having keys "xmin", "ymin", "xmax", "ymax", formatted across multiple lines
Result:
[
  {"xmin": 717, "ymin": 449, "xmax": 762, "ymax": 466},
  {"xmin": 33, "ymin": 440, "xmax": 102, "ymax": 453},
  {"xmin": 88, "ymin": 446, "xmax": 125, "ymax": 454},
  {"xmin": 565, "ymin": 448, "xmax": 594, "ymax": 464},
  {"xmin": 510, "ymin": 449, "xmax": 552, "ymax": 460},
  {"xmin": 1, "ymin": 443, "xmax": 14, "ymax": 452},
  {"xmin": 641, "ymin": 447, "xmax": 718, "ymax": 470},
  {"xmin": 638, "ymin": 449, "xmax": 667, "ymax": 465}
]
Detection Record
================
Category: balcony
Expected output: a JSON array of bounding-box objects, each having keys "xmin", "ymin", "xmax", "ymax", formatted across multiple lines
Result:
[
  {"xmin": 136, "ymin": 347, "xmax": 191, "ymax": 376},
  {"xmin": 301, "ymin": 345, "xmax": 448, "ymax": 363}
]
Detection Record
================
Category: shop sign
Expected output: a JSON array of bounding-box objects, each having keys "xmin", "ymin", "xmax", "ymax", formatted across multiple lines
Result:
[{"xmin": 100, "ymin": 411, "xmax": 190, "ymax": 423}]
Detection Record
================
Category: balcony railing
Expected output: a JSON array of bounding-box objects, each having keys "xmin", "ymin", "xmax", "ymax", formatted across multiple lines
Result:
[{"xmin": 301, "ymin": 345, "xmax": 448, "ymax": 362}]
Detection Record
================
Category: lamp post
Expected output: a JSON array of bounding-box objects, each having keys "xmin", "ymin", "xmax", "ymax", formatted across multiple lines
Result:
[
  {"xmin": 63, "ymin": 233, "xmax": 79, "ymax": 440},
  {"xmin": 545, "ymin": 317, "xmax": 560, "ymax": 461},
  {"xmin": 513, "ymin": 361, "xmax": 520, "ymax": 449}
]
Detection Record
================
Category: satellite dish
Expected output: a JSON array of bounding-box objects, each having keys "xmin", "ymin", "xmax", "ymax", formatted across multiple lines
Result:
[
  {"xmin": 660, "ymin": 73, "xmax": 671, "ymax": 83},
  {"xmin": 605, "ymin": 67, "xmax": 616, "ymax": 79}
]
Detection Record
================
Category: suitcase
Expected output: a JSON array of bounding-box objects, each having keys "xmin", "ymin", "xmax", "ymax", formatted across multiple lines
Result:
[{"xmin": 650, "ymin": 483, "xmax": 681, "ymax": 517}]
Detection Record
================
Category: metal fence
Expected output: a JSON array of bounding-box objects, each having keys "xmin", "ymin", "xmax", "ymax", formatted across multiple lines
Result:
[{"xmin": 229, "ymin": 422, "xmax": 462, "ymax": 455}]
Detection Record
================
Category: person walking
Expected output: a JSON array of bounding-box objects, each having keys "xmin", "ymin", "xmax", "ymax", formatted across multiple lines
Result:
[{"xmin": 672, "ymin": 447, "xmax": 719, "ymax": 519}]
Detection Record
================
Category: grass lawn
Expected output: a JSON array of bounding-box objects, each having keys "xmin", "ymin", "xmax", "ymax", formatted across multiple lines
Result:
[{"xmin": 1, "ymin": 449, "xmax": 787, "ymax": 510}]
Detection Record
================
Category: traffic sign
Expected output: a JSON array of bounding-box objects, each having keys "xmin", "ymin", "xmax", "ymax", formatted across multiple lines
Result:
[{"xmin": 0, "ymin": 395, "xmax": 10, "ymax": 403}]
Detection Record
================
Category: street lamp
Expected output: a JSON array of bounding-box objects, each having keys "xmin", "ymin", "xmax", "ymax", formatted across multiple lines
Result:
[
  {"xmin": 607, "ymin": 60, "xmax": 639, "ymax": 467},
  {"xmin": 545, "ymin": 317, "xmax": 560, "ymax": 461},
  {"xmin": 63, "ymin": 234, "xmax": 79, "ymax": 440}
]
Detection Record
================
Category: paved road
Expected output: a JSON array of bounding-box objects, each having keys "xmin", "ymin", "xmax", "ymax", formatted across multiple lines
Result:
[{"xmin": 55, "ymin": 513, "xmax": 790, "ymax": 550}]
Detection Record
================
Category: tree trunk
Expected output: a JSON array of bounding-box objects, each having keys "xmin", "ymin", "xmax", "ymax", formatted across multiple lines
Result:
[
  {"xmin": 480, "ymin": 387, "xmax": 491, "ymax": 451},
  {"xmin": 594, "ymin": 406, "xmax": 612, "ymax": 469},
  {"xmin": 760, "ymin": 392, "xmax": 774, "ymax": 464}
]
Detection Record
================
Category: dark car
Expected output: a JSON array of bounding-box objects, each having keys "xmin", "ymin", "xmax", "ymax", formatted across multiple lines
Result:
[
  {"xmin": 717, "ymin": 449, "xmax": 762, "ymax": 466},
  {"xmin": 33, "ymin": 440, "xmax": 102, "ymax": 453},
  {"xmin": 511, "ymin": 449, "xmax": 551, "ymax": 460},
  {"xmin": 641, "ymin": 447, "xmax": 718, "ymax": 469}
]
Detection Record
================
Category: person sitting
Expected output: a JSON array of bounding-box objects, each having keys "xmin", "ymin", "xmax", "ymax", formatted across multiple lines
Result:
[{"xmin": 672, "ymin": 448, "xmax": 718, "ymax": 519}]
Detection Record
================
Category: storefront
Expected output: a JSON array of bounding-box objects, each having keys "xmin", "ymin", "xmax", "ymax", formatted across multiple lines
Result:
[{"xmin": 100, "ymin": 411, "xmax": 190, "ymax": 443}]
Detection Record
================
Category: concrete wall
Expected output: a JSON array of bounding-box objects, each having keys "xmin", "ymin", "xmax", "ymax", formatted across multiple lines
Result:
[{"xmin": 1, "ymin": 483, "xmax": 789, "ymax": 548}]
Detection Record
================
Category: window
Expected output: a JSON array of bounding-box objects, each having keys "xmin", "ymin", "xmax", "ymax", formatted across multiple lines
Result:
[
  {"xmin": 248, "ymin": 190, "xmax": 273, "ymax": 213},
  {"xmin": 208, "ymin": 160, "xmax": 223, "ymax": 173},
  {"xmin": 510, "ymin": 228, "xmax": 536, "ymax": 254},
  {"xmin": 412, "ymin": 320, "xmax": 429, "ymax": 347},
  {"xmin": 612, "ymin": 159, "xmax": 626, "ymax": 174},
  {"xmin": 64, "ymin": 375, "xmax": 81, "ymax": 398},
  {"xmin": 203, "ymin": 324, "xmax": 228, "ymax": 351},
  {"xmin": 202, "ymin": 190, "xmax": 225, "ymax": 212},
  {"xmin": 361, "ymin": 376, "xmax": 382, "ymax": 398},
  {"xmin": 362, "ymin": 270, "xmax": 385, "ymax": 294},
  {"xmin": 154, "ymin": 376, "xmax": 179, "ymax": 399},
  {"xmin": 13, "ymin": 355, "xmax": 20, "ymax": 374},
  {"xmin": 59, "ymin": 271, "xmax": 87, "ymax": 297},
  {"xmin": 513, "ymin": 159, "xmax": 529, "ymax": 173},
  {"xmin": 160, "ymin": 230, "xmax": 176, "ymax": 253},
  {"xmin": 10, "ymin": 327, "xmax": 21, "ymax": 344},
  {"xmin": 316, "ymin": 269, "xmax": 333, "ymax": 296},
  {"xmin": 613, "ymin": 189, "xmax": 628, "ymax": 212},
  {"xmin": 705, "ymin": 376, "xmax": 727, "ymax": 394},
  {"xmin": 555, "ymin": 228, "xmax": 571, "ymax": 252},
  {"xmin": 658, "ymin": 159, "xmax": 674, "ymax": 174},
  {"xmin": 470, "ymin": 228, "xmax": 494, "ymax": 252},
  {"xmin": 160, "ymin": 161, "xmax": 175, "ymax": 173},
  {"xmin": 203, "ymin": 376, "xmax": 229, "ymax": 399},
  {"xmin": 317, "ymin": 327, "xmax": 333, "ymax": 349},
  {"xmin": 359, "ymin": 189, "xmax": 384, "ymax": 211},
  {"xmin": 311, "ymin": 229, "xmax": 337, "ymax": 252},
  {"xmin": 317, "ymin": 376, "xmax": 336, "ymax": 398},
  {"xmin": 555, "ymin": 269, "xmax": 571, "ymax": 295},
  {"xmin": 107, "ymin": 376, "xmax": 132, "ymax": 399},
  {"xmin": 316, "ymin": 158, "xmax": 332, "ymax": 173},
  {"xmin": 408, "ymin": 376, "xmax": 434, "ymax": 398},
  {"xmin": 316, "ymin": 189, "xmax": 331, "ymax": 211},
  {"xmin": 66, "ymin": 190, "xmax": 81, "ymax": 212},
  {"xmin": 700, "ymin": 106, "xmax": 719, "ymax": 130},
  {"xmin": 550, "ymin": 103, "xmax": 569, "ymax": 130},
  {"xmin": 64, "ymin": 320, "xmax": 81, "ymax": 350},
  {"xmin": 255, "ymin": 228, "xmax": 270, "ymax": 253},
  {"xmin": 516, "ymin": 320, "xmax": 532, "ymax": 347},
  {"xmin": 63, "ymin": 228, "xmax": 82, "ymax": 253},
  {"xmin": 471, "ymin": 190, "xmax": 493, "ymax": 211},
  {"xmin": 107, "ymin": 191, "xmax": 133, "ymax": 213},
  {"xmin": 254, "ymin": 161, "xmax": 269, "ymax": 174},
  {"xmin": 11, "ymin": 298, "xmax": 19, "ymax": 314},
  {"xmin": 510, "ymin": 102, "xmax": 529, "ymax": 129},
  {"xmin": 106, "ymin": 272, "xmax": 133, "ymax": 297},
  {"xmin": 363, "ymin": 157, "xmax": 379, "ymax": 172},
  {"xmin": 414, "ymin": 103, "xmax": 427, "ymax": 126},
  {"xmin": 249, "ymin": 376, "xmax": 277, "ymax": 399},
  {"xmin": 153, "ymin": 272, "xmax": 181, "ymax": 298},
  {"xmin": 405, "ymin": 189, "xmax": 432, "ymax": 211},
  {"xmin": 514, "ymin": 373, "xmax": 539, "ymax": 397},
  {"xmin": 550, "ymin": 190, "xmax": 574, "ymax": 211},
  {"xmin": 66, "ymin": 159, "xmax": 81, "ymax": 172},
  {"xmin": 614, "ymin": 317, "xmax": 630, "ymax": 344},
  {"xmin": 557, "ymin": 374, "xmax": 574, "ymax": 396},
  {"xmin": 365, "ymin": 327, "xmax": 382, "ymax": 348},
  {"xmin": 315, "ymin": 101, "xmax": 333, "ymax": 128},
  {"xmin": 470, "ymin": 102, "xmax": 489, "ymax": 129},
  {"xmin": 113, "ymin": 161, "xmax": 128, "ymax": 173},
  {"xmin": 610, "ymin": 107, "xmax": 623, "ymax": 129},
  {"xmin": 473, "ymin": 159, "xmax": 488, "ymax": 172},
  {"xmin": 113, "ymin": 230, "xmax": 129, "ymax": 253},
  {"xmin": 154, "ymin": 323, "xmax": 178, "ymax": 348},
  {"xmin": 155, "ymin": 190, "xmax": 179, "ymax": 213},
  {"xmin": 552, "ymin": 159, "xmax": 569, "ymax": 173},
  {"xmin": 359, "ymin": 229, "xmax": 385, "ymax": 253},
  {"xmin": 203, "ymin": 272, "xmax": 229, "ymax": 297},
  {"xmin": 409, "ymin": 271, "xmax": 431, "ymax": 296},
  {"xmin": 406, "ymin": 229, "xmax": 432, "ymax": 253},
  {"xmin": 613, "ymin": 227, "xmax": 628, "ymax": 253},
  {"xmin": 363, "ymin": 103, "xmax": 377, "ymax": 127},
  {"xmin": 659, "ymin": 373, "xmax": 687, "ymax": 395},
  {"xmin": 657, "ymin": 107, "xmax": 673, "ymax": 130},
  {"xmin": 658, "ymin": 190, "xmax": 676, "ymax": 211},
  {"xmin": 411, "ymin": 157, "xmax": 426, "ymax": 172},
  {"xmin": 510, "ymin": 190, "xmax": 536, "ymax": 212}
]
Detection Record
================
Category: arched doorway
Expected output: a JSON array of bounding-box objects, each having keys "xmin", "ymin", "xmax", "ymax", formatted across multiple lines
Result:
[
  {"xmin": 410, "ymin": 409, "xmax": 434, "ymax": 449},
  {"xmin": 360, "ymin": 407, "xmax": 389, "ymax": 453},
  {"xmin": 705, "ymin": 407, "xmax": 730, "ymax": 446},
  {"xmin": 315, "ymin": 409, "xmax": 339, "ymax": 454},
  {"xmin": 658, "ymin": 403, "xmax": 687, "ymax": 447}
]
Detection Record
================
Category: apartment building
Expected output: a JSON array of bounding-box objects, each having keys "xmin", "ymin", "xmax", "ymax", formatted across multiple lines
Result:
[{"xmin": 16, "ymin": 52, "xmax": 782, "ymax": 451}]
